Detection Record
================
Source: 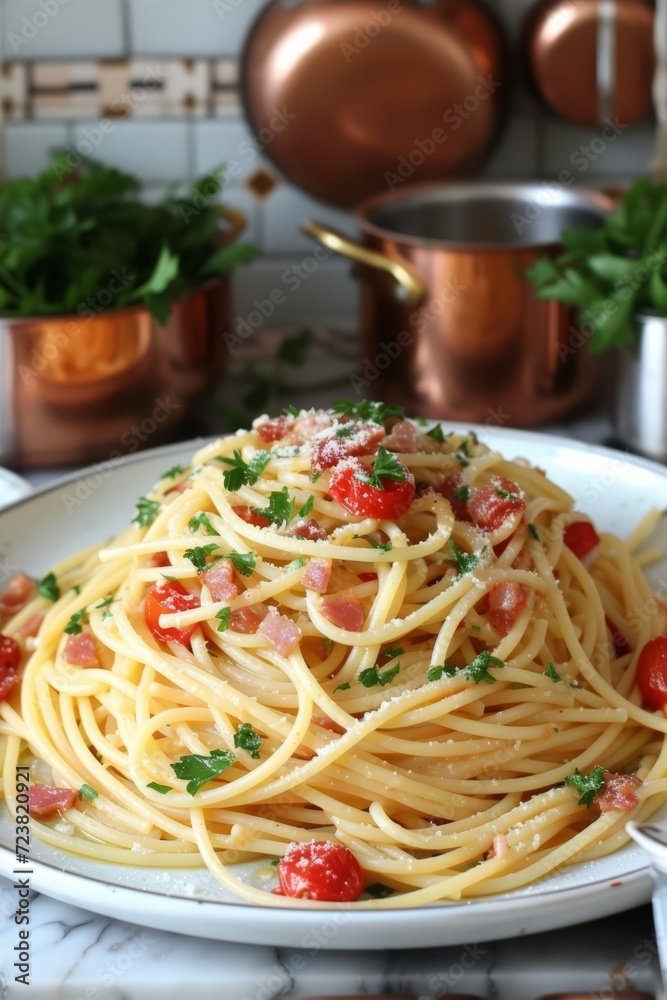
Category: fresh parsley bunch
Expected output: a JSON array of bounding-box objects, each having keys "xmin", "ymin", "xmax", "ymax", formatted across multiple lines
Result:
[
  {"xmin": 527, "ymin": 179, "xmax": 667, "ymax": 353},
  {"xmin": 0, "ymin": 153, "xmax": 258, "ymax": 324}
]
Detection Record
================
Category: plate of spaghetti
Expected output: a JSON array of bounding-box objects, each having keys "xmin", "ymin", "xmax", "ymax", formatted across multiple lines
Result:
[{"xmin": 2, "ymin": 402, "xmax": 667, "ymax": 948}]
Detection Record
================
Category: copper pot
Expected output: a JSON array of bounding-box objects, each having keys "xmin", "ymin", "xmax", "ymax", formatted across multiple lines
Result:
[
  {"xmin": 0, "ymin": 209, "xmax": 245, "ymax": 468},
  {"xmin": 305, "ymin": 183, "xmax": 614, "ymax": 426}
]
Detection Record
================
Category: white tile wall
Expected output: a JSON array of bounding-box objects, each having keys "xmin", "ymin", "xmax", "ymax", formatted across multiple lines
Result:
[
  {"xmin": 233, "ymin": 258, "xmax": 359, "ymax": 329},
  {"xmin": 127, "ymin": 0, "xmax": 265, "ymax": 56},
  {"xmin": 193, "ymin": 117, "xmax": 259, "ymax": 182},
  {"xmin": 4, "ymin": 121, "xmax": 68, "ymax": 176},
  {"xmin": 261, "ymin": 186, "xmax": 357, "ymax": 255},
  {"xmin": 2, "ymin": 0, "xmax": 125, "ymax": 60},
  {"xmin": 541, "ymin": 118, "xmax": 656, "ymax": 181},
  {"xmin": 71, "ymin": 119, "xmax": 191, "ymax": 182}
]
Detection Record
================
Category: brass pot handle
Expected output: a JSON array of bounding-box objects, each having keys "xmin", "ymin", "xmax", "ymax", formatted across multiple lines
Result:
[
  {"xmin": 219, "ymin": 206, "xmax": 247, "ymax": 243},
  {"xmin": 303, "ymin": 221, "xmax": 427, "ymax": 308}
]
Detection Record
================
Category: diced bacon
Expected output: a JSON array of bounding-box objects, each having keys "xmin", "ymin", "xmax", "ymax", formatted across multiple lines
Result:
[
  {"xmin": 321, "ymin": 598, "xmax": 365, "ymax": 632},
  {"xmin": 0, "ymin": 573, "xmax": 35, "ymax": 617},
  {"xmin": 200, "ymin": 560, "xmax": 238, "ymax": 602},
  {"xmin": 431, "ymin": 474, "xmax": 471, "ymax": 522},
  {"xmin": 254, "ymin": 414, "xmax": 294, "ymax": 443},
  {"xmin": 257, "ymin": 607, "xmax": 302, "ymax": 656},
  {"xmin": 146, "ymin": 551, "xmax": 170, "ymax": 568},
  {"xmin": 383, "ymin": 420, "xmax": 419, "ymax": 453},
  {"xmin": 286, "ymin": 519, "xmax": 328, "ymax": 541},
  {"xmin": 596, "ymin": 771, "xmax": 642, "ymax": 813},
  {"xmin": 62, "ymin": 633, "xmax": 99, "ymax": 668},
  {"xmin": 488, "ymin": 582, "xmax": 528, "ymax": 636},
  {"xmin": 18, "ymin": 613, "xmax": 44, "ymax": 639},
  {"xmin": 487, "ymin": 834, "xmax": 509, "ymax": 860},
  {"xmin": 230, "ymin": 605, "xmax": 265, "ymax": 634},
  {"xmin": 167, "ymin": 481, "xmax": 193, "ymax": 495},
  {"xmin": 287, "ymin": 411, "xmax": 332, "ymax": 445},
  {"xmin": 357, "ymin": 572, "xmax": 378, "ymax": 582},
  {"xmin": 313, "ymin": 716, "xmax": 346, "ymax": 734},
  {"xmin": 310, "ymin": 421, "xmax": 385, "ymax": 472},
  {"xmin": 467, "ymin": 476, "xmax": 525, "ymax": 532},
  {"xmin": 606, "ymin": 616, "xmax": 632, "ymax": 657},
  {"xmin": 27, "ymin": 783, "xmax": 78, "ymax": 818},
  {"xmin": 302, "ymin": 559, "xmax": 331, "ymax": 593}
]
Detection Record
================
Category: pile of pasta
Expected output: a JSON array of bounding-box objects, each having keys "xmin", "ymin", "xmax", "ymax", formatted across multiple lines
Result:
[{"xmin": 2, "ymin": 403, "xmax": 667, "ymax": 909}]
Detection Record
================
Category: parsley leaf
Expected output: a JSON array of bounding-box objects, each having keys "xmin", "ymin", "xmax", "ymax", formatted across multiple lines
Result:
[
  {"xmin": 529, "ymin": 523, "xmax": 541, "ymax": 541},
  {"xmin": 456, "ymin": 440, "xmax": 473, "ymax": 467},
  {"xmin": 383, "ymin": 646, "xmax": 404, "ymax": 659},
  {"xmin": 64, "ymin": 608, "xmax": 89, "ymax": 635},
  {"xmin": 147, "ymin": 782, "xmax": 172, "ymax": 794},
  {"xmin": 37, "ymin": 571, "xmax": 60, "ymax": 603},
  {"xmin": 215, "ymin": 607, "xmax": 231, "ymax": 632},
  {"xmin": 544, "ymin": 662, "xmax": 562, "ymax": 683},
  {"xmin": 335, "ymin": 682, "xmax": 351, "ymax": 691},
  {"xmin": 78, "ymin": 783, "xmax": 98, "ymax": 801},
  {"xmin": 283, "ymin": 404, "xmax": 300, "ymax": 417},
  {"xmin": 234, "ymin": 722, "xmax": 262, "ymax": 759},
  {"xmin": 132, "ymin": 496, "xmax": 160, "ymax": 527},
  {"xmin": 426, "ymin": 424, "xmax": 445, "ymax": 443},
  {"xmin": 565, "ymin": 765, "xmax": 606, "ymax": 807},
  {"xmin": 161, "ymin": 465, "xmax": 185, "ymax": 480},
  {"xmin": 72, "ymin": 584, "xmax": 81, "ymax": 595},
  {"xmin": 285, "ymin": 557, "xmax": 306, "ymax": 572},
  {"xmin": 366, "ymin": 537, "xmax": 393, "ymax": 552},
  {"xmin": 310, "ymin": 472, "xmax": 321, "ymax": 484},
  {"xmin": 95, "ymin": 595, "xmax": 113, "ymax": 609},
  {"xmin": 254, "ymin": 487, "xmax": 295, "ymax": 527},
  {"xmin": 299, "ymin": 495, "xmax": 315, "ymax": 517},
  {"xmin": 184, "ymin": 543, "xmax": 220, "ymax": 573},
  {"xmin": 449, "ymin": 541, "xmax": 486, "ymax": 574},
  {"xmin": 465, "ymin": 650, "xmax": 504, "ymax": 685},
  {"xmin": 331, "ymin": 399, "xmax": 405, "ymax": 425},
  {"xmin": 427, "ymin": 663, "xmax": 457, "ymax": 682},
  {"xmin": 496, "ymin": 486, "xmax": 519, "ymax": 501},
  {"xmin": 359, "ymin": 663, "xmax": 400, "ymax": 687},
  {"xmin": 453, "ymin": 484, "xmax": 471, "ymax": 502},
  {"xmin": 217, "ymin": 449, "xmax": 270, "ymax": 492},
  {"xmin": 228, "ymin": 551, "xmax": 256, "ymax": 577},
  {"xmin": 335, "ymin": 424, "xmax": 355, "ymax": 438},
  {"xmin": 355, "ymin": 446, "xmax": 406, "ymax": 491},
  {"xmin": 189, "ymin": 512, "xmax": 219, "ymax": 536},
  {"xmin": 171, "ymin": 748, "xmax": 236, "ymax": 795}
]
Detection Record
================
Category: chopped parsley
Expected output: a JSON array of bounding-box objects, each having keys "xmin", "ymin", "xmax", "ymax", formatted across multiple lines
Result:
[
  {"xmin": 147, "ymin": 782, "xmax": 172, "ymax": 794},
  {"xmin": 37, "ymin": 571, "xmax": 60, "ymax": 603},
  {"xmin": 285, "ymin": 557, "xmax": 307, "ymax": 572},
  {"xmin": 72, "ymin": 584, "xmax": 81, "ymax": 596},
  {"xmin": 565, "ymin": 765, "xmax": 606, "ymax": 807},
  {"xmin": 254, "ymin": 487, "xmax": 295, "ymax": 527},
  {"xmin": 544, "ymin": 662, "xmax": 562, "ymax": 683},
  {"xmin": 364, "ymin": 536, "xmax": 393, "ymax": 553},
  {"xmin": 528, "ymin": 523, "xmax": 541, "ymax": 541},
  {"xmin": 95, "ymin": 595, "xmax": 113, "ymax": 609},
  {"xmin": 299, "ymin": 494, "xmax": 314, "ymax": 517},
  {"xmin": 426, "ymin": 424, "xmax": 445, "ymax": 443},
  {"xmin": 453, "ymin": 484, "xmax": 471, "ymax": 502},
  {"xmin": 331, "ymin": 399, "xmax": 404, "ymax": 426},
  {"xmin": 359, "ymin": 663, "xmax": 400, "ymax": 688},
  {"xmin": 365, "ymin": 882, "xmax": 394, "ymax": 898},
  {"xmin": 234, "ymin": 722, "xmax": 262, "ymax": 759},
  {"xmin": 310, "ymin": 472, "xmax": 321, "ymax": 484},
  {"xmin": 449, "ymin": 541, "xmax": 486, "ymax": 574},
  {"xmin": 456, "ymin": 440, "xmax": 473, "ymax": 467},
  {"xmin": 471, "ymin": 624, "xmax": 481, "ymax": 632},
  {"xmin": 283, "ymin": 404, "xmax": 300, "ymax": 417},
  {"xmin": 189, "ymin": 512, "xmax": 219, "ymax": 536},
  {"xmin": 215, "ymin": 607, "xmax": 231, "ymax": 632},
  {"xmin": 228, "ymin": 551, "xmax": 256, "ymax": 577},
  {"xmin": 335, "ymin": 424, "xmax": 355, "ymax": 438},
  {"xmin": 161, "ymin": 465, "xmax": 185, "ymax": 480},
  {"xmin": 78, "ymin": 783, "xmax": 98, "ymax": 801},
  {"xmin": 427, "ymin": 663, "xmax": 457, "ymax": 682},
  {"xmin": 335, "ymin": 682, "xmax": 351, "ymax": 691},
  {"xmin": 102, "ymin": 610, "xmax": 113, "ymax": 621},
  {"xmin": 465, "ymin": 650, "xmax": 504, "ymax": 685},
  {"xmin": 171, "ymin": 748, "xmax": 236, "ymax": 796},
  {"xmin": 496, "ymin": 486, "xmax": 519, "ymax": 501},
  {"xmin": 355, "ymin": 446, "xmax": 406, "ymax": 491},
  {"xmin": 383, "ymin": 646, "xmax": 404, "ymax": 659},
  {"xmin": 183, "ymin": 543, "xmax": 220, "ymax": 573},
  {"xmin": 270, "ymin": 858, "xmax": 280, "ymax": 867},
  {"xmin": 132, "ymin": 496, "xmax": 160, "ymax": 527},
  {"xmin": 64, "ymin": 608, "xmax": 89, "ymax": 635},
  {"xmin": 217, "ymin": 449, "xmax": 270, "ymax": 492}
]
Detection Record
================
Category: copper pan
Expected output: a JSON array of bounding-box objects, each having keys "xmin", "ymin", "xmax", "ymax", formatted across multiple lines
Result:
[{"xmin": 304, "ymin": 182, "xmax": 615, "ymax": 427}]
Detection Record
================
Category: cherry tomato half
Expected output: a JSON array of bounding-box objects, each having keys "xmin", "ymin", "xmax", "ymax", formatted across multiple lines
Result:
[
  {"xmin": 144, "ymin": 580, "xmax": 200, "ymax": 646},
  {"xmin": 563, "ymin": 520, "xmax": 600, "ymax": 559},
  {"xmin": 636, "ymin": 635, "xmax": 667, "ymax": 711},
  {"xmin": 276, "ymin": 840, "xmax": 365, "ymax": 901},
  {"xmin": 232, "ymin": 505, "xmax": 271, "ymax": 529},
  {"xmin": 328, "ymin": 462, "xmax": 415, "ymax": 520}
]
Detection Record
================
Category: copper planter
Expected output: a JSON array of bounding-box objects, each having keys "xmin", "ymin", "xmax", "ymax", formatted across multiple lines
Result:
[
  {"xmin": 0, "ymin": 279, "xmax": 230, "ymax": 468},
  {"xmin": 305, "ymin": 182, "xmax": 614, "ymax": 427}
]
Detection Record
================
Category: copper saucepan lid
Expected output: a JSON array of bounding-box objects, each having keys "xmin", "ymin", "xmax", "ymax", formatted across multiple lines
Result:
[{"xmin": 241, "ymin": 0, "xmax": 510, "ymax": 209}]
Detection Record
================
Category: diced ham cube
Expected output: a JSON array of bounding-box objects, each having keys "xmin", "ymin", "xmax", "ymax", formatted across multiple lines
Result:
[
  {"xmin": 596, "ymin": 772, "xmax": 642, "ymax": 813},
  {"xmin": 310, "ymin": 422, "xmax": 385, "ymax": 472},
  {"xmin": 62, "ymin": 633, "xmax": 99, "ymax": 667},
  {"xmin": 288, "ymin": 411, "xmax": 332, "ymax": 445},
  {"xmin": 27, "ymin": 784, "xmax": 78, "ymax": 818},
  {"xmin": 18, "ymin": 613, "xmax": 44, "ymax": 639},
  {"xmin": 230, "ymin": 605, "xmax": 265, "ymax": 634},
  {"xmin": 257, "ymin": 607, "xmax": 302, "ymax": 656},
  {"xmin": 321, "ymin": 599, "xmax": 365, "ymax": 631},
  {"xmin": 285, "ymin": 519, "xmax": 328, "ymax": 541},
  {"xmin": 146, "ymin": 551, "xmax": 170, "ymax": 568},
  {"xmin": 254, "ymin": 414, "xmax": 294, "ymax": 443},
  {"xmin": 200, "ymin": 559, "xmax": 238, "ymax": 602},
  {"xmin": 467, "ymin": 477, "xmax": 525, "ymax": 532},
  {"xmin": 0, "ymin": 573, "xmax": 36, "ymax": 617},
  {"xmin": 383, "ymin": 420, "xmax": 419, "ymax": 453},
  {"xmin": 488, "ymin": 582, "xmax": 527, "ymax": 636},
  {"xmin": 302, "ymin": 559, "xmax": 331, "ymax": 593}
]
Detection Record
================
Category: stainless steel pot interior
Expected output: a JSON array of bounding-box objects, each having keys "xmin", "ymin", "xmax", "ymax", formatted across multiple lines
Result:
[{"xmin": 365, "ymin": 182, "xmax": 610, "ymax": 249}]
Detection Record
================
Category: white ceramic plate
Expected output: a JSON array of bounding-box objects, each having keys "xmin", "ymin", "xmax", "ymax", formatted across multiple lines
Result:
[
  {"xmin": 0, "ymin": 466, "xmax": 31, "ymax": 509},
  {"xmin": 0, "ymin": 426, "xmax": 665, "ymax": 949}
]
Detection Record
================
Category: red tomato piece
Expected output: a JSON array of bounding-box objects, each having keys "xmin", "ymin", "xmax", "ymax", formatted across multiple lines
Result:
[
  {"xmin": 0, "ymin": 634, "xmax": 20, "ymax": 701},
  {"xmin": 488, "ymin": 582, "xmax": 527, "ymax": 636},
  {"xmin": 286, "ymin": 519, "xmax": 328, "ymax": 541},
  {"xmin": 431, "ymin": 474, "xmax": 471, "ymax": 522},
  {"xmin": 596, "ymin": 771, "xmax": 642, "ymax": 813},
  {"xmin": 0, "ymin": 573, "xmax": 35, "ymax": 617},
  {"xmin": 606, "ymin": 616, "xmax": 631, "ymax": 657},
  {"xmin": 328, "ymin": 461, "xmax": 416, "ymax": 520},
  {"xmin": 311, "ymin": 423, "xmax": 385, "ymax": 472},
  {"xmin": 276, "ymin": 840, "xmax": 365, "ymax": 901},
  {"xmin": 144, "ymin": 580, "xmax": 200, "ymax": 646},
  {"xmin": 466, "ymin": 477, "xmax": 525, "ymax": 532},
  {"xmin": 563, "ymin": 520, "xmax": 600, "ymax": 559},
  {"xmin": 27, "ymin": 784, "xmax": 78, "ymax": 818},
  {"xmin": 233, "ymin": 505, "xmax": 271, "ymax": 528},
  {"xmin": 357, "ymin": 572, "xmax": 378, "ymax": 582},
  {"xmin": 255, "ymin": 415, "xmax": 294, "ymax": 443},
  {"xmin": 321, "ymin": 599, "xmax": 365, "ymax": 631},
  {"xmin": 636, "ymin": 635, "xmax": 667, "ymax": 710}
]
